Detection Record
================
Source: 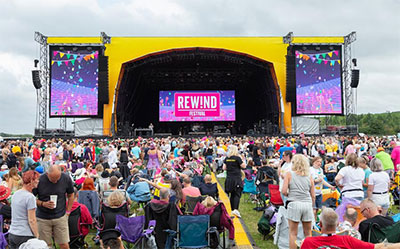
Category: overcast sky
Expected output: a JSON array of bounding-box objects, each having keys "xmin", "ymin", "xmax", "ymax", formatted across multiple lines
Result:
[{"xmin": 0, "ymin": 0, "xmax": 399, "ymax": 134}]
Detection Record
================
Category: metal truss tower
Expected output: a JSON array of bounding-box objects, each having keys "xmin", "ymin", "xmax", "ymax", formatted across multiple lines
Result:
[
  {"xmin": 343, "ymin": 32, "xmax": 357, "ymax": 130},
  {"xmin": 34, "ymin": 32, "xmax": 49, "ymax": 133}
]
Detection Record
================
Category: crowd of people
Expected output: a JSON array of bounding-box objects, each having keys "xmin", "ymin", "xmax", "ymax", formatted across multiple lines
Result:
[{"xmin": 0, "ymin": 134, "xmax": 399, "ymax": 249}]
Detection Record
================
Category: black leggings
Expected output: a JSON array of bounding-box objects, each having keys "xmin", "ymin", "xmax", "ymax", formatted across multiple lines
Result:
[{"xmin": 228, "ymin": 187, "xmax": 243, "ymax": 210}]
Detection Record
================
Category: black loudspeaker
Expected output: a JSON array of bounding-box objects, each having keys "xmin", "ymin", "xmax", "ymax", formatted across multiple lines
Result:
[
  {"xmin": 32, "ymin": 70, "xmax": 42, "ymax": 89},
  {"xmin": 98, "ymin": 56, "xmax": 109, "ymax": 104},
  {"xmin": 351, "ymin": 69, "xmax": 360, "ymax": 88},
  {"xmin": 286, "ymin": 54, "xmax": 296, "ymax": 102}
]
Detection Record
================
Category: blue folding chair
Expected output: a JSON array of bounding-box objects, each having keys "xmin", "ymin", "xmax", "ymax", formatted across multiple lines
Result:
[{"xmin": 177, "ymin": 215, "xmax": 210, "ymax": 248}]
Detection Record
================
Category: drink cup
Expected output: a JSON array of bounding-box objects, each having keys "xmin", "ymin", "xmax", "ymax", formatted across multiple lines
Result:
[{"xmin": 50, "ymin": 195, "xmax": 57, "ymax": 208}]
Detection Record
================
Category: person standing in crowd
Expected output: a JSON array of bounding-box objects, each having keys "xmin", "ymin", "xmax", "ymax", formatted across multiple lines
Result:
[
  {"xmin": 8, "ymin": 167, "xmax": 22, "ymax": 193},
  {"xmin": 335, "ymin": 153, "xmax": 365, "ymax": 201},
  {"xmin": 131, "ymin": 142, "xmax": 141, "ymax": 160},
  {"xmin": 33, "ymin": 165, "xmax": 74, "ymax": 249},
  {"xmin": 310, "ymin": 156, "xmax": 335, "ymax": 221},
  {"xmin": 278, "ymin": 150, "xmax": 293, "ymax": 204},
  {"xmin": 9, "ymin": 171, "xmax": 40, "ymax": 249},
  {"xmin": 357, "ymin": 157, "xmax": 372, "ymax": 198},
  {"xmin": 147, "ymin": 143, "xmax": 161, "ymax": 177},
  {"xmin": 391, "ymin": 141, "xmax": 400, "ymax": 172},
  {"xmin": 282, "ymin": 154, "xmax": 315, "ymax": 249},
  {"xmin": 375, "ymin": 147, "xmax": 395, "ymax": 179},
  {"xmin": 223, "ymin": 145, "xmax": 246, "ymax": 218},
  {"xmin": 367, "ymin": 158, "xmax": 390, "ymax": 216}
]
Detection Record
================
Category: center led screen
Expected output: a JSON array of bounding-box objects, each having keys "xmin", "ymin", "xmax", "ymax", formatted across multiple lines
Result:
[
  {"xmin": 50, "ymin": 47, "xmax": 99, "ymax": 117},
  {"xmin": 295, "ymin": 47, "xmax": 343, "ymax": 115},
  {"xmin": 159, "ymin": 91, "xmax": 236, "ymax": 122}
]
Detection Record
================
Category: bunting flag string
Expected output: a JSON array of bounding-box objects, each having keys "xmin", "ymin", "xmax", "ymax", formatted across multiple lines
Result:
[
  {"xmin": 296, "ymin": 50, "xmax": 340, "ymax": 66},
  {"xmin": 52, "ymin": 51, "xmax": 98, "ymax": 67}
]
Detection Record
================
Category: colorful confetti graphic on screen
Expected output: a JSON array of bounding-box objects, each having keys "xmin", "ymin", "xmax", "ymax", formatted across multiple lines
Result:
[
  {"xmin": 50, "ymin": 49, "xmax": 99, "ymax": 116},
  {"xmin": 295, "ymin": 49, "xmax": 342, "ymax": 114}
]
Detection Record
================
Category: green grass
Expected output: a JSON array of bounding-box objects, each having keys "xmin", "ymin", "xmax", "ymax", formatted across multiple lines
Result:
[{"xmin": 218, "ymin": 177, "xmax": 277, "ymax": 249}]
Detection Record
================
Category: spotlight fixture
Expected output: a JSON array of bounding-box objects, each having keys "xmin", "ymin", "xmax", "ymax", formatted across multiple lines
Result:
[
  {"xmin": 72, "ymin": 47, "xmax": 78, "ymax": 52},
  {"xmin": 329, "ymin": 46, "xmax": 334, "ymax": 50},
  {"xmin": 315, "ymin": 46, "xmax": 321, "ymax": 51},
  {"xmin": 34, "ymin": 59, "xmax": 39, "ymax": 68},
  {"xmin": 302, "ymin": 46, "xmax": 307, "ymax": 51},
  {"xmin": 87, "ymin": 46, "xmax": 92, "ymax": 51}
]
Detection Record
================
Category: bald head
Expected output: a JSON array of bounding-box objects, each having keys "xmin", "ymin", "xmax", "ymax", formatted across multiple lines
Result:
[
  {"xmin": 48, "ymin": 164, "xmax": 61, "ymax": 183},
  {"xmin": 204, "ymin": 174, "xmax": 212, "ymax": 183},
  {"xmin": 159, "ymin": 188, "xmax": 170, "ymax": 201}
]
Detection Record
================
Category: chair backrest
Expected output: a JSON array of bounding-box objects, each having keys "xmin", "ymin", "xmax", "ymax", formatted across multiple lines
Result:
[
  {"xmin": 368, "ymin": 221, "xmax": 400, "ymax": 243},
  {"xmin": 243, "ymin": 178, "xmax": 257, "ymax": 194},
  {"xmin": 268, "ymin": 184, "xmax": 284, "ymax": 206},
  {"xmin": 100, "ymin": 202, "xmax": 129, "ymax": 231},
  {"xmin": 68, "ymin": 206, "xmax": 82, "ymax": 238},
  {"xmin": 178, "ymin": 215, "xmax": 209, "ymax": 248},
  {"xmin": 185, "ymin": 196, "xmax": 204, "ymax": 215},
  {"xmin": 115, "ymin": 215, "xmax": 145, "ymax": 244},
  {"xmin": 103, "ymin": 190, "xmax": 127, "ymax": 204}
]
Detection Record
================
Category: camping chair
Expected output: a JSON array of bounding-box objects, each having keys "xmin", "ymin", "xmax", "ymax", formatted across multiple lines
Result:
[
  {"xmin": 243, "ymin": 177, "xmax": 258, "ymax": 203},
  {"xmin": 68, "ymin": 206, "xmax": 90, "ymax": 249},
  {"xmin": 184, "ymin": 196, "xmax": 204, "ymax": 215},
  {"xmin": 115, "ymin": 215, "xmax": 156, "ymax": 248},
  {"xmin": 367, "ymin": 221, "xmax": 400, "ymax": 243},
  {"xmin": 177, "ymin": 215, "xmax": 210, "ymax": 248},
  {"xmin": 268, "ymin": 184, "xmax": 284, "ymax": 207},
  {"xmin": 98, "ymin": 202, "xmax": 129, "ymax": 232}
]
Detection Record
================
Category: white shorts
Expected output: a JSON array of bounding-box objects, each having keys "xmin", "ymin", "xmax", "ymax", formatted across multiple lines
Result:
[
  {"xmin": 287, "ymin": 201, "xmax": 313, "ymax": 222},
  {"xmin": 372, "ymin": 193, "xmax": 390, "ymax": 209}
]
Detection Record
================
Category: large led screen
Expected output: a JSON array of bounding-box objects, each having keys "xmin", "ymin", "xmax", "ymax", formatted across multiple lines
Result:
[
  {"xmin": 50, "ymin": 47, "xmax": 99, "ymax": 116},
  {"xmin": 295, "ymin": 48, "xmax": 343, "ymax": 115},
  {"xmin": 159, "ymin": 91, "xmax": 236, "ymax": 122}
]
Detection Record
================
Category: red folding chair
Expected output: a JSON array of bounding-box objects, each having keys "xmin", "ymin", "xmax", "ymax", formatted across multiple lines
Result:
[{"xmin": 268, "ymin": 184, "xmax": 284, "ymax": 207}]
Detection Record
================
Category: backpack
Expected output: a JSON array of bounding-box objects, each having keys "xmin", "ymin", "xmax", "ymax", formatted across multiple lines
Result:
[
  {"xmin": 207, "ymin": 227, "xmax": 220, "ymax": 249},
  {"xmin": 6, "ymin": 153, "xmax": 17, "ymax": 167}
]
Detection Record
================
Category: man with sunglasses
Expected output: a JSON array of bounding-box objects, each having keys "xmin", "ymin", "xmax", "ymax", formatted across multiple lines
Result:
[{"xmin": 358, "ymin": 198, "xmax": 394, "ymax": 242}]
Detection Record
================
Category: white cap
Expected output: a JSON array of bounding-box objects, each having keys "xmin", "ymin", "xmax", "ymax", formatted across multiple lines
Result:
[
  {"xmin": 111, "ymin": 163, "xmax": 118, "ymax": 169},
  {"xmin": 1, "ymin": 165, "xmax": 8, "ymax": 170}
]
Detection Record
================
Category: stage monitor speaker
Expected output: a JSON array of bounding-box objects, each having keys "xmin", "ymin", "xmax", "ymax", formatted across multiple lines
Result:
[
  {"xmin": 32, "ymin": 70, "xmax": 41, "ymax": 89},
  {"xmin": 351, "ymin": 69, "xmax": 360, "ymax": 88}
]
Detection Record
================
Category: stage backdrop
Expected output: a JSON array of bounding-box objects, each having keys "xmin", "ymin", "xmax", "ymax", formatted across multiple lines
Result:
[
  {"xmin": 46, "ymin": 36, "xmax": 345, "ymax": 135},
  {"xmin": 159, "ymin": 90, "xmax": 235, "ymax": 122}
]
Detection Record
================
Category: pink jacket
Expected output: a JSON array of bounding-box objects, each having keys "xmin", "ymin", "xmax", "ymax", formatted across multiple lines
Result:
[{"xmin": 193, "ymin": 202, "xmax": 235, "ymax": 240}]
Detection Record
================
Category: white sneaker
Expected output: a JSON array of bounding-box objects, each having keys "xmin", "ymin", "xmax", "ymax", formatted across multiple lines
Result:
[{"xmin": 232, "ymin": 209, "xmax": 241, "ymax": 218}]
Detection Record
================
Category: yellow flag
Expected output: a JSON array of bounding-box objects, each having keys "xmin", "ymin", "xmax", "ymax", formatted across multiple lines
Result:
[
  {"xmin": 299, "ymin": 54, "xmax": 303, "ymax": 59},
  {"xmin": 337, "ymin": 60, "xmax": 341, "ymax": 64},
  {"xmin": 59, "ymin": 52, "xmax": 64, "ymax": 58},
  {"xmin": 51, "ymin": 61, "xmax": 55, "ymax": 65},
  {"xmin": 328, "ymin": 52, "xmax": 333, "ymax": 57},
  {"xmin": 91, "ymin": 54, "xmax": 94, "ymax": 59}
]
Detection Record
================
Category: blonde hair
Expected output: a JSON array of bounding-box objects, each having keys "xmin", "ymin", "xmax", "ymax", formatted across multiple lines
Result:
[
  {"xmin": 291, "ymin": 154, "xmax": 310, "ymax": 176},
  {"xmin": 346, "ymin": 153, "xmax": 358, "ymax": 168},
  {"xmin": 107, "ymin": 191, "xmax": 125, "ymax": 207},
  {"xmin": 201, "ymin": 196, "xmax": 217, "ymax": 208},
  {"xmin": 227, "ymin": 145, "xmax": 239, "ymax": 157}
]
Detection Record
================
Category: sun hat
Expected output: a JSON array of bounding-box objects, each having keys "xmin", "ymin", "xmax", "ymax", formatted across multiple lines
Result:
[
  {"xmin": 0, "ymin": 186, "xmax": 11, "ymax": 200},
  {"xmin": 1, "ymin": 165, "xmax": 8, "ymax": 170}
]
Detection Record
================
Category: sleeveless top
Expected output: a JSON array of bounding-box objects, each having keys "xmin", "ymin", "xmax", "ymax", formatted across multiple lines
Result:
[{"xmin": 287, "ymin": 171, "xmax": 312, "ymax": 203}]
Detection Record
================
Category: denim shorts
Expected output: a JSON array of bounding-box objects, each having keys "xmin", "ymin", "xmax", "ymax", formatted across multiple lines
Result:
[{"xmin": 314, "ymin": 194, "xmax": 323, "ymax": 209}]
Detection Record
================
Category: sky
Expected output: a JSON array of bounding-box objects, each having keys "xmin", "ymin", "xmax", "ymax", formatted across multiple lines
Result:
[{"xmin": 0, "ymin": 0, "xmax": 399, "ymax": 134}]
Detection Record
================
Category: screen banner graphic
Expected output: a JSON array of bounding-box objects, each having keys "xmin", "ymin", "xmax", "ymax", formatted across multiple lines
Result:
[
  {"xmin": 295, "ymin": 48, "xmax": 343, "ymax": 115},
  {"xmin": 159, "ymin": 91, "xmax": 235, "ymax": 121},
  {"xmin": 50, "ymin": 48, "xmax": 99, "ymax": 117}
]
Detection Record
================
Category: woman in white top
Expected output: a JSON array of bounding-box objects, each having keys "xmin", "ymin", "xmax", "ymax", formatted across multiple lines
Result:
[
  {"xmin": 335, "ymin": 153, "xmax": 364, "ymax": 201},
  {"xmin": 368, "ymin": 158, "xmax": 390, "ymax": 215}
]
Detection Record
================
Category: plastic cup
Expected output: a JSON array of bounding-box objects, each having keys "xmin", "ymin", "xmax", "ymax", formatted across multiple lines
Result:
[{"xmin": 50, "ymin": 195, "xmax": 57, "ymax": 208}]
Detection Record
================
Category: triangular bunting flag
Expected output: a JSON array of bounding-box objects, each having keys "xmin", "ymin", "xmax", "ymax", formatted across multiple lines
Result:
[
  {"xmin": 91, "ymin": 54, "xmax": 94, "ymax": 59},
  {"xmin": 322, "ymin": 53, "xmax": 326, "ymax": 59},
  {"xmin": 65, "ymin": 61, "xmax": 69, "ymax": 66},
  {"xmin": 330, "ymin": 61, "xmax": 333, "ymax": 66},
  {"xmin": 51, "ymin": 61, "xmax": 55, "ymax": 65},
  {"xmin": 71, "ymin": 59, "xmax": 75, "ymax": 65},
  {"xmin": 299, "ymin": 54, "xmax": 303, "ymax": 59},
  {"xmin": 59, "ymin": 52, "xmax": 65, "ymax": 58},
  {"xmin": 57, "ymin": 61, "xmax": 62, "ymax": 66},
  {"xmin": 328, "ymin": 52, "xmax": 333, "ymax": 58},
  {"xmin": 66, "ymin": 54, "xmax": 71, "ymax": 59},
  {"xmin": 334, "ymin": 50, "xmax": 339, "ymax": 56},
  {"xmin": 94, "ymin": 52, "xmax": 98, "ymax": 59},
  {"xmin": 73, "ymin": 54, "xmax": 78, "ymax": 60},
  {"xmin": 324, "ymin": 61, "xmax": 328, "ymax": 65},
  {"xmin": 311, "ymin": 57, "xmax": 316, "ymax": 62},
  {"xmin": 318, "ymin": 59, "xmax": 322, "ymax": 64},
  {"xmin": 337, "ymin": 60, "xmax": 341, "ymax": 65},
  {"xmin": 331, "ymin": 61, "xmax": 335, "ymax": 66},
  {"xmin": 53, "ymin": 51, "xmax": 58, "ymax": 57},
  {"xmin": 315, "ymin": 54, "xmax": 320, "ymax": 59}
]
